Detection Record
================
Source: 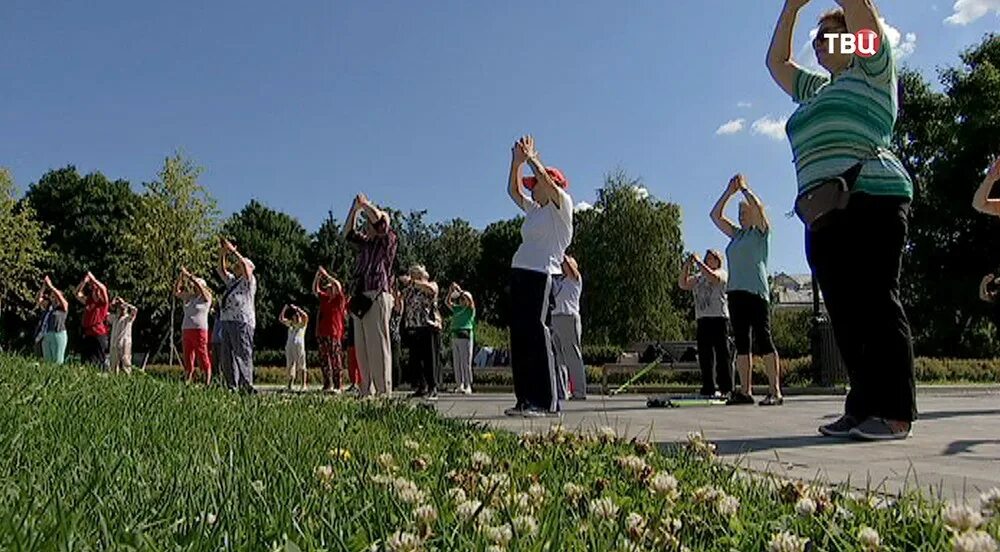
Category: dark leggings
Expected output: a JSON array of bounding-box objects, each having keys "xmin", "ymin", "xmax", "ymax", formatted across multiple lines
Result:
[
  {"xmin": 806, "ymin": 194, "xmax": 916, "ymax": 422},
  {"xmin": 404, "ymin": 326, "xmax": 440, "ymax": 392},
  {"xmin": 509, "ymin": 268, "xmax": 557, "ymax": 412},
  {"xmin": 727, "ymin": 291, "xmax": 775, "ymax": 356},
  {"xmin": 696, "ymin": 317, "xmax": 733, "ymax": 395}
]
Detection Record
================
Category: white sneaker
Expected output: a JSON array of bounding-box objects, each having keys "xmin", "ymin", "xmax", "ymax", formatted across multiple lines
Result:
[{"xmin": 462, "ymin": 385, "xmax": 473, "ymax": 395}]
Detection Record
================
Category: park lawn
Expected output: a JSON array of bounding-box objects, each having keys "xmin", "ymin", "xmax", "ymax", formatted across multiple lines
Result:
[{"xmin": 0, "ymin": 354, "xmax": 997, "ymax": 551}]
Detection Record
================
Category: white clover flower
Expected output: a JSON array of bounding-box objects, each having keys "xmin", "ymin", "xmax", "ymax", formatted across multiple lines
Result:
[
  {"xmin": 795, "ymin": 497, "xmax": 817, "ymax": 517},
  {"xmin": 398, "ymin": 487, "xmax": 426, "ymax": 505},
  {"xmin": 716, "ymin": 495, "xmax": 740, "ymax": 517},
  {"xmin": 513, "ymin": 515, "xmax": 539, "ymax": 537},
  {"xmin": 980, "ymin": 488, "xmax": 1000, "ymax": 517},
  {"xmin": 471, "ymin": 451, "xmax": 492, "ymax": 469},
  {"xmin": 528, "ymin": 483, "xmax": 547, "ymax": 506},
  {"xmin": 769, "ymin": 531, "xmax": 809, "ymax": 552},
  {"xmin": 456, "ymin": 500, "xmax": 484, "ymax": 522},
  {"xmin": 590, "ymin": 497, "xmax": 620, "ymax": 520},
  {"xmin": 386, "ymin": 530, "xmax": 422, "ymax": 552},
  {"xmin": 372, "ymin": 474, "xmax": 393, "ymax": 486},
  {"xmin": 314, "ymin": 465, "xmax": 334, "ymax": 486},
  {"xmin": 413, "ymin": 504, "xmax": 437, "ymax": 526},
  {"xmin": 943, "ymin": 503, "xmax": 984, "ymax": 532},
  {"xmin": 447, "ymin": 487, "xmax": 467, "ymax": 504},
  {"xmin": 616, "ymin": 455, "xmax": 649, "ymax": 478},
  {"xmin": 692, "ymin": 486, "xmax": 722, "ymax": 504},
  {"xmin": 483, "ymin": 524, "xmax": 513, "ymax": 546},
  {"xmin": 480, "ymin": 473, "xmax": 510, "ymax": 493},
  {"xmin": 404, "ymin": 439, "xmax": 420, "ymax": 451},
  {"xmin": 625, "ymin": 512, "xmax": 646, "ymax": 540},
  {"xmin": 617, "ymin": 538, "xmax": 645, "ymax": 552},
  {"xmin": 377, "ymin": 453, "xmax": 397, "ymax": 470},
  {"xmin": 858, "ymin": 526, "xmax": 881, "ymax": 551},
  {"xmin": 598, "ymin": 426, "xmax": 617, "ymax": 442},
  {"xmin": 951, "ymin": 531, "xmax": 997, "ymax": 552},
  {"xmin": 251, "ymin": 480, "xmax": 265, "ymax": 493},
  {"xmin": 564, "ymin": 482, "xmax": 586, "ymax": 500},
  {"xmin": 649, "ymin": 472, "xmax": 679, "ymax": 498},
  {"xmin": 661, "ymin": 516, "xmax": 682, "ymax": 534},
  {"xmin": 485, "ymin": 547, "xmax": 503, "ymax": 552}
]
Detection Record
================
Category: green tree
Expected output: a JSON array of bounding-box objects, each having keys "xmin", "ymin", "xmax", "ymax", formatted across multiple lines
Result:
[
  {"xmin": 893, "ymin": 34, "xmax": 1000, "ymax": 357},
  {"xmin": 25, "ymin": 166, "xmax": 138, "ymax": 291},
  {"xmin": 121, "ymin": 153, "xmax": 220, "ymax": 351},
  {"xmin": 0, "ymin": 169, "xmax": 50, "ymax": 348},
  {"xmin": 223, "ymin": 200, "xmax": 311, "ymax": 350},
  {"xmin": 475, "ymin": 217, "xmax": 522, "ymax": 327},
  {"xmin": 429, "ymin": 218, "xmax": 482, "ymax": 291},
  {"xmin": 308, "ymin": 211, "xmax": 356, "ymax": 290},
  {"xmin": 574, "ymin": 170, "xmax": 687, "ymax": 345}
]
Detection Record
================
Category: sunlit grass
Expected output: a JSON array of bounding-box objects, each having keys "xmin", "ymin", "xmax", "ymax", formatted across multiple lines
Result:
[{"xmin": 0, "ymin": 354, "xmax": 997, "ymax": 551}]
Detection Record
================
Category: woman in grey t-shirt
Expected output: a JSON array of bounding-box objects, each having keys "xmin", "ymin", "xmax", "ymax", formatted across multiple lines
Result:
[
  {"xmin": 679, "ymin": 250, "xmax": 733, "ymax": 398},
  {"xmin": 174, "ymin": 266, "xmax": 213, "ymax": 385}
]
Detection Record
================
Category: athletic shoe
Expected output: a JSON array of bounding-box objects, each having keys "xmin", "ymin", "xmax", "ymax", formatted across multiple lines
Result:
[
  {"xmin": 426, "ymin": 389, "xmax": 439, "ymax": 401},
  {"xmin": 819, "ymin": 414, "xmax": 860, "ymax": 437},
  {"xmin": 504, "ymin": 405, "xmax": 524, "ymax": 417},
  {"xmin": 461, "ymin": 386, "xmax": 473, "ymax": 395},
  {"xmin": 758, "ymin": 394, "xmax": 784, "ymax": 406},
  {"xmin": 569, "ymin": 395, "xmax": 587, "ymax": 401},
  {"xmin": 408, "ymin": 389, "xmax": 427, "ymax": 399},
  {"xmin": 521, "ymin": 406, "xmax": 548, "ymax": 418},
  {"xmin": 725, "ymin": 392, "xmax": 755, "ymax": 406},
  {"xmin": 849, "ymin": 417, "xmax": 912, "ymax": 441}
]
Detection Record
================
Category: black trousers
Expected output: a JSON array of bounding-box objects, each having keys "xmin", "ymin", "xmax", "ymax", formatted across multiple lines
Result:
[
  {"xmin": 806, "ymin": 193, "xmax": 916, "ymax": 422},
  {"xmin": 509, "ymin": 268, "xmax": 557, "ymax": 411},
  {"xmin": 727, "ymin": 291, "xmax": 776, "ymax": 355},
  {"xmin": 696, "ymin": 317, "xmax": 733, "ymax": 395},
  {"xmin": 404, "ymin": 326, "xmax": 440, "ymax": 392},
  {"xmin": 81, "ymin": 334, "xmax": 109, "ymax": 368}
]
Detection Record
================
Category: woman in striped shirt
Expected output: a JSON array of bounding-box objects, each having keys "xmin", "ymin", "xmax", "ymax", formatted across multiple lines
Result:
[{"xmin": 767, "ymin": 0, "xmax": 915, "ymax": 441}]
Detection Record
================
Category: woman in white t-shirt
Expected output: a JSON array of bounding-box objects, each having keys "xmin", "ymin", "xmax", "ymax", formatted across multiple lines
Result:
[{"xmin": 505, "ymin": 135, "xmax": 573, "ymax": 417}]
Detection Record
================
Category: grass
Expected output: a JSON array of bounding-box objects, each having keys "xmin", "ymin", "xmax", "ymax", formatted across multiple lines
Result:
[{"xmin": 1, "ymin": 354, "xmax": 998, "ymax": 551}]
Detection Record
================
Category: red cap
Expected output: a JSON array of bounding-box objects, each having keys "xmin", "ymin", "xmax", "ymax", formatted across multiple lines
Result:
[{"xmin": 522, "ymin": 167, "xmax": 569, "ymax": 190}]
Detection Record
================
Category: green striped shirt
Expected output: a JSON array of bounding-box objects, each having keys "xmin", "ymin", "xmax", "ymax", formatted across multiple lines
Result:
[{"xmin": 785, "ymin": 36, "xmax": 913, "ymax": 199}]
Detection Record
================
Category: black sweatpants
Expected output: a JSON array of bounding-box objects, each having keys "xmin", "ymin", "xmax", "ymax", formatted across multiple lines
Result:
[
  {"xmin": 696, "ymin": 317, "xmax": 733, "ymax": 395},
  {"xmin": 805, "ymin": 193, "xmax": 916, "ymax": 422},
  {"xmin": 509, "ymin": 268, "xmax": 557, "ymax": 411},
  {"xmin": 404, "ymin": 326, "xmax": 440, "ymax": 392},
  {"xmin": 81, "ymin": 334, "xmax": 109, "ymax": 369}
]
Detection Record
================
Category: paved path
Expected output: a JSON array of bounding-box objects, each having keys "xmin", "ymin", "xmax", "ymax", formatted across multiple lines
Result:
[{"xmin": 428, "ymin": 389, "xmax": 1000, "ymax": 501}]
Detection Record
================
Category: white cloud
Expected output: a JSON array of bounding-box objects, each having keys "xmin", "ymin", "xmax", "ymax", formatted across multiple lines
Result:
[
  {"xmin": 715, "ymin": 118, "xmax": 746, "ymax": 136},
  {"xmin": 945, "ymin": 0, "xmax": 1000, "ymax": 25},
  {"xmin": 737, "ymin": 101, "xmax": 753, "ymax": 108},
  {"xmin": 631, "ymin": 186, "xmax": 650, "ymax": 200},
  {"xmin": 881, "ymin": 20, "xmax": 917, "ymax": 59},
  {"xmin": 751, "ymin": 116, "xmax": 788, "ymax": 141},
  {"xmin": 574, "ymin": 201, "xmax": 593, "ymax": 212}
]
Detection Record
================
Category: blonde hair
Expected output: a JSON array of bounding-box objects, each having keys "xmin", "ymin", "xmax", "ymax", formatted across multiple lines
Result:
[{"xmin": 409, "ymin": 264, "xmax": 430, "ymax": 281}]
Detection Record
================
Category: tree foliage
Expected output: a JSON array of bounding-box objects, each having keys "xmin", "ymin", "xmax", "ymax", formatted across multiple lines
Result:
[
  {"xmin": 0, "ymin": 169, "xmax": 49, "ymax": 326},
  {"xmin": 894, "ymin": 34, "xmax": 1000, "ymax": 357}
]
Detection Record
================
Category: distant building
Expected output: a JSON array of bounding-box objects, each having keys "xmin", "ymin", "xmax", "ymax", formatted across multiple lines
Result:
[{"xmin": 771, "ymin": 273, "xmax": 825, "ymax": 312}]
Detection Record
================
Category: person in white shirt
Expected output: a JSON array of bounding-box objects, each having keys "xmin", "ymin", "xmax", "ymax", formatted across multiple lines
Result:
[
  {"xmin": 505, "ymin": 135, "xmax": 573, "ymax": 417},
  {"xmin": 108, "ymin": 297, "xmax": 138, "ymax": 375},
  {"xmin": 678, "ymin": 250, "xmax": 733, "ymax": 398},
  {"xmin": 279, "ymin": 304, "xmax": 309, "ymax": 391},
  {"xmin": 551, "ymin": 255, "xmax": 586, "ymax": 401}
]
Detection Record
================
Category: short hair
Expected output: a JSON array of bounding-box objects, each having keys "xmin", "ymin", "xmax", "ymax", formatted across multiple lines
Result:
[
  {"xmin": 819, "ymin": 8, "xmax": 847, "ymax": 30},
  {"xmin": 409, "ymin": 264, "xmax": 429, "ymax": 280},
  {"xmin": 705, "ymin": 250, "xmax": 723, "ymax": 264}
]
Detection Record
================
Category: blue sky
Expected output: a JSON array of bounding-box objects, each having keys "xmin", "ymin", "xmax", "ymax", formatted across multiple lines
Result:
[{"xmin": 2, "ymin": 1, "xmax": 998, "ymax": 274}]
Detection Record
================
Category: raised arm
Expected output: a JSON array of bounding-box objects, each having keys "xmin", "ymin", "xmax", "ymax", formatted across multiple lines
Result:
[
  {"xmin": 44, "ymin": 277, "xmax": 69, "ymax": 312},
  {"xmin": 973, "ymin": 157, "xmax": 1000, "ymax": 216},
  {"xmin": 88, "ymin": 273, "xmax": 109, "ymax": 304},
  {"xmin": 836, "ymin": 0, "xmax": 882, "ymax": 37},
  {"xmin": 173, "ymin": 272, "xmax": 186, "ymax": 299},
  {"xmin": 187, "ymin": 271, "xmax": 212, "ymax": 303},
  {"xmin": 563, "ymin": 256, "xmax": 581, "ymax": 281},
  {"xmin": 711, "ymin": 176, "xmax": 741, "ymax": 238},
  {"xmin": 217, "ymin": 238, "xmax": 230, "ymax": 281},
  {"xmin": 738, "ymin": 176, "xmax": 771, "ymax": 232},
  {"xmin": 767, "ymin": 0, "xmax": 811, "ymax": 97},
  {"xmin": 520, "ymin": 135, "xmax": 562, "ymax": 208},
  {"xmin": 508, "ymin": 139, "xmax": 530, "ymax": 211},
  {"xmin": 692, "ymin": 255, "xmax": 725, "ymax": 285},
  {"xmin": 343, "ymin": 197, "xmax": 362, "ymax": 238},
  {"xmin": 356, "ymin": 194, "xmax": 388, "ymax": 229},
  {"xmin": 279, "ymin": 305, "xmax": 290, "ymax": 325},
  {"xmin": 981, "ymin": 275, "xmax": 997, "ymax": 303},
  {"xmin": 74, "ymin": 274, "xmax": 90, "ymax": 305},
  {"xmin": 678, "ymin": 257, "xmax": 696, "ymax": 291},
  {"xmin": 411, "ymin": 279, "xmax": 439, "ymax": 297}
]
